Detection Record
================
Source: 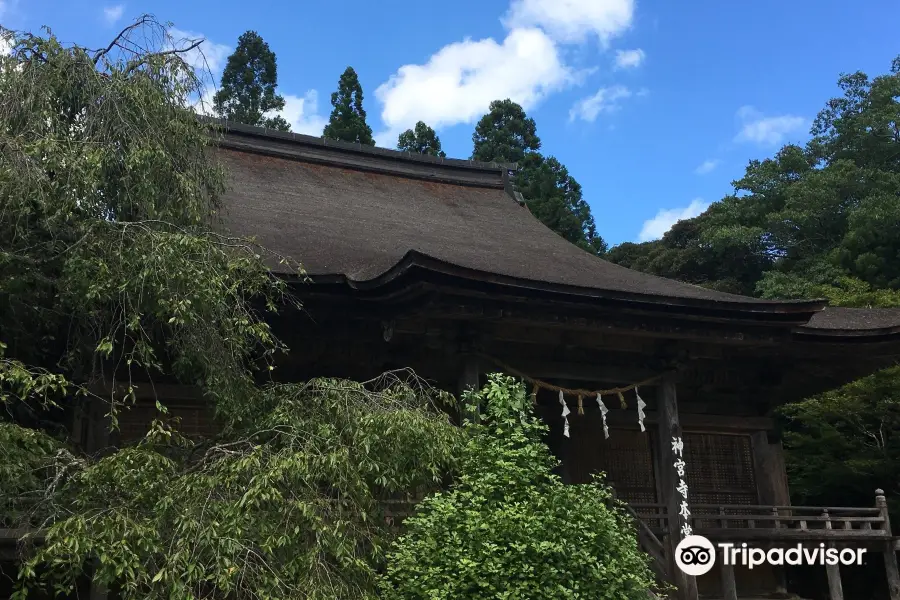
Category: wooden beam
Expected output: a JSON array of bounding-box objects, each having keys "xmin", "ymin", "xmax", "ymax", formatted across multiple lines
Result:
[
  {"xmin": 696, "ymin": 529, "xmax": 889, "ymax": 543},
  {"xmin": 877, "ymin": 490, "xmax": 900, "ymax": 600},
  {"xmin": 656, "ymin": 373, "xmax": 699, "ymax": 600},
  {"xmin": 497, "ymin": 358, "xmax": 658, "ymax": 384},
  {"xmin": 609, "ymin": 411, "xmax": 773, "ymax": 432}
]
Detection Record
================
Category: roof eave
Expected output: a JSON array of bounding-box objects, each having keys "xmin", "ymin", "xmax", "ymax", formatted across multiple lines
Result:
[{"xmin": 285, "ymin": 250, "xmax": 827, "ymax": 324}]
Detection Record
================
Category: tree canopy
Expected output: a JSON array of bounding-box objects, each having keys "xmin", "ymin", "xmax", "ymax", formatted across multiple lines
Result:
[
  {"xmin": 0, "ymin": 19, "xmax": 462, "ymax": 600},
  {"xmin": 213, "ymin": 30, "xmax": 291, "ymax": 131},
  {"xmin": 471, "ymin": 99, "xmax": 607, "ymax": 255},
  {"xmin": 607, "ymin": 57, "xmax": 900, "ymax": 305},
  {"xmin": 471, "ymin": 99, "xmax": 541, "ymax": 164},
  {"xmin": 606, "ymin": 56, "xmax": 900, "ymax": 518},
  {"xmin": 397, "ymin": 121, "xmax": 445, "ymax": 157},
  {"xmin": 322, "ymin": 66, "xmax": 374, "ymax": 145}
]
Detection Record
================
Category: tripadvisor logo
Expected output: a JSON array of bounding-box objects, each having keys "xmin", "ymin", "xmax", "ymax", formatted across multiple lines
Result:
[
  {"xmin": 675, "ymin": 536, "xmax": 867, "ymax": 576},
  {"xmin": 675, "ymin": 536, "xmax": 716, "ymax": 576}
]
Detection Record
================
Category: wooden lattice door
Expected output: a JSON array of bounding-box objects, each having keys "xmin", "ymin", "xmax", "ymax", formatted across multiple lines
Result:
[
  {"xmin": 566, "ymin": 417, "xmax": 658, "ymax": 505},
  {"xmin": 681, "ymin": 432, "xmax": 758, "ymax": 528}
]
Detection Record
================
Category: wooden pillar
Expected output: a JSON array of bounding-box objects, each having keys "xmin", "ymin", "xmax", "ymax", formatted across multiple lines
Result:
[
  {"xmin": 750, "ymin": 431, "xmax": 790, "ymax": 505},
  {"xmin": 751, "ymin": 431, "xmax": 790, "ymax": 594},
  {"xmin": 656, "ymin": 373, "xmax": 698, "ymax": 600},
  {"xmin": 876, "ymin": 489, "xmax": 900, "ymax": 600},
  {"xmin": 823, "ymin": 510, "xmax": 844, "ymax": 600},
  {"xmin": 825, "ymin": 562, "xmax": 844, "ymax": 600},
  {"xmin": 719, "ymin": 507, "xmax": 737, "ymax": 600}
]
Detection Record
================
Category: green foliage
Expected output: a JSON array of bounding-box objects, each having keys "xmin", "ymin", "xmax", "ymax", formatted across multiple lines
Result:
[
  {"xmin": 379, "ymin": 374, "xmax": 656, "ymax": 600},
  {"xmin": 0, "ymin": 423, "xmax": 80, "ymax": 529},
  {"xmin": 778, "ymin": 366, "xmax": 900, "ymax": 516},
  {"xmin": 323, "ymin": 66, "xmax": 374, "ymax": 145},
  {"xmin": 604, "ymin": 56, "xmax": 900, "ymax": 525},
  {"xmin": 607, "ymin": 56, "xmax": 900, "ymax": 303},
  {"xmin": 213, "ymin": 30, "xmax": 291, "ymax": 131},
  {"xmin": 13, "ymin": 375, "xmax": 463, "ymax": 600},
  {"xmin": 471, "ymin": 99, "xmax": 541, "ymax": 164},
  {"xmin": 517, "ymin": 153, "xmax": 608, "ymax": 255},
  {"xmin": 397, "ymin": 121, "xmax": 446, "ymax": 157},
  {"xmin": 0, "ymin": 20, "xmax": 298, "ymax": 427},
  {"xmin": 471, "ymin": 99, "xmax": 607, "ymax": 255},
  {"xmin": 1, "ymin": 22, "xmax": 467, "ymax": 600}
]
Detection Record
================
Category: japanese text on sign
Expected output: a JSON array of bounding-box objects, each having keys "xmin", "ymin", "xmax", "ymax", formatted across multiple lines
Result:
[{"xmin": 672, "ymin": 436, "xmax": 692, "ymax": 538}]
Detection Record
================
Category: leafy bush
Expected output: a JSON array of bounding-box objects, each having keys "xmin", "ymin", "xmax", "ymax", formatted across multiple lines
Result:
[
  {"xmin": 379, "ymin": 374, "xmax": 657, "ymax": 600},
  {"xmin": 12, "ymin": 375, "xmax": 463, "ymax": 600}
]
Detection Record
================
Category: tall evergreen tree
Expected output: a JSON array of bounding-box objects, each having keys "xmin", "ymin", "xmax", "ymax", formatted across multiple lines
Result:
[
  {"xmin": 213, "ymin": 31, "xmax": 290, "ymax": 131},
  {"xmin": 471, "ymin": 99, "xmax": 606, "ymax": 255},
  {"xmin": 397, "ymin": 121, "xmax": 446, "ymax": 157},
  {"xmin": 471, "ymin": 99, "xmax": 540, "ymax": 164},
  {"xmin": 323, "ymin": 66, "xmax": 374, "ymax": 145}
]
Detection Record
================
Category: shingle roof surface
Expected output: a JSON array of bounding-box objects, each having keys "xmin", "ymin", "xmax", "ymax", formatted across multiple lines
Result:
[
  {"xmin": 214, "ymin": 125, "xmax": 900, "ymax": 334},
  {"xmin": 219, "ymin": 148, "xmax": 794, "ymax": 305}
]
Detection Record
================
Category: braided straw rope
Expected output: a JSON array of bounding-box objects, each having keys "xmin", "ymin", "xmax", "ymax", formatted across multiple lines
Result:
[{"xmin": 477, "ymin": 354, "xmax": 667, "ymax": 403}]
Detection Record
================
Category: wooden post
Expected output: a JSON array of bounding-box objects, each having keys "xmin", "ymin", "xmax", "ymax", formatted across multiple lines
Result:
[
  {"xmin": 719, "ymin": 507, "xmax": 737, "ymax": 600},
  {"xmin": 656, "ymin": 373, "xmax": 699, "ymax": 600},
  {"xmin": 751, "ymin": 431, "xmax": 790, "ymax": 594},
  {"xmin": 822, "ymin": 510, "xmax": 844, "ymax": 600},
  {"xmin": 876, "ymin": 489, "xmax": 900, "ymax": 600}
]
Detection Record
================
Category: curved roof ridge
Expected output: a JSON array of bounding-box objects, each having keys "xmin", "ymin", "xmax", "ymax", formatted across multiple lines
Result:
[{"xmin": 206, "ymin": 117, "xmax": 519, "ymax": 187}]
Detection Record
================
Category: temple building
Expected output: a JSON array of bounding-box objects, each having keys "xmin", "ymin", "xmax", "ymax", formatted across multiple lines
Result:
[
  {"xmin": 201, "ymin": 123, "xmax": 900, "ymax": 600},
  {"xmin": 7, "ymin": 122, "xmax": 900, "ymax": 600}
]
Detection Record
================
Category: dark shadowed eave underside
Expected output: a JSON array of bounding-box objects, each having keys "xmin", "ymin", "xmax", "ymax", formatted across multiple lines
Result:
[{"xmin": 213, "ymin": 121, "xmax": 900, "ymax": 339}]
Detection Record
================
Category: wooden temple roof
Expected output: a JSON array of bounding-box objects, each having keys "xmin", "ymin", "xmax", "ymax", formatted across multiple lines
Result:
[{"xmin": 215, "ymin": 121, "xmax": 900, "ymax": 341}]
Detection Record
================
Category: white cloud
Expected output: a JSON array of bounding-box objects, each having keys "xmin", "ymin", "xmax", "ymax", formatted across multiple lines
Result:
[
  {"xmin": 103, "ymin": 4, "xmax": 124, "ymax": 25},
  {"xmin": 190, "ymin": 85, "xmax": 216, "ymax": 116},
  {"xmin": 734, "ymin": 105, "xmax": 806, "ymax": 146},
  {"xmin": 375, "ymin": 27, "xmax": 573, "ymax": 142},
  {"xmin": 268, "ymin": 90, "xmax": 327, "ymax": 136},
  {"xmin": 167, "ymin": 27, "xmax": 231, "ymax": 75},
  {"xmin": 503, "ymin": 0, "xmax": 634, "ymax": 45},
  {"xmin": 638, "ymin": 198, "xmax": 709, "ymax": 242},
  {"xmin": 614, "ymin": 48, "xmax": 644, "ymax": 69},
  {"xmin": 694, "ymin": 159, "xmax": 719, "ymax": 175},
  {"xmin": 373, "ymin": 0, "xmax": 637, "ymax": 147},
  {"xmin": 0, "ymin": 32, "xmax": 11, "ymax": 57},
  {"xmin": 568, "ymin": 85, "xmax": 631, "ymax": 122}
]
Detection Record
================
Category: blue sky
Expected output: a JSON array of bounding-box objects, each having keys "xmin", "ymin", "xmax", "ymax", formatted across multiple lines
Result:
[{"xmin": 2, "ymin": 0, "xmax": 898, "ymax": 247}]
